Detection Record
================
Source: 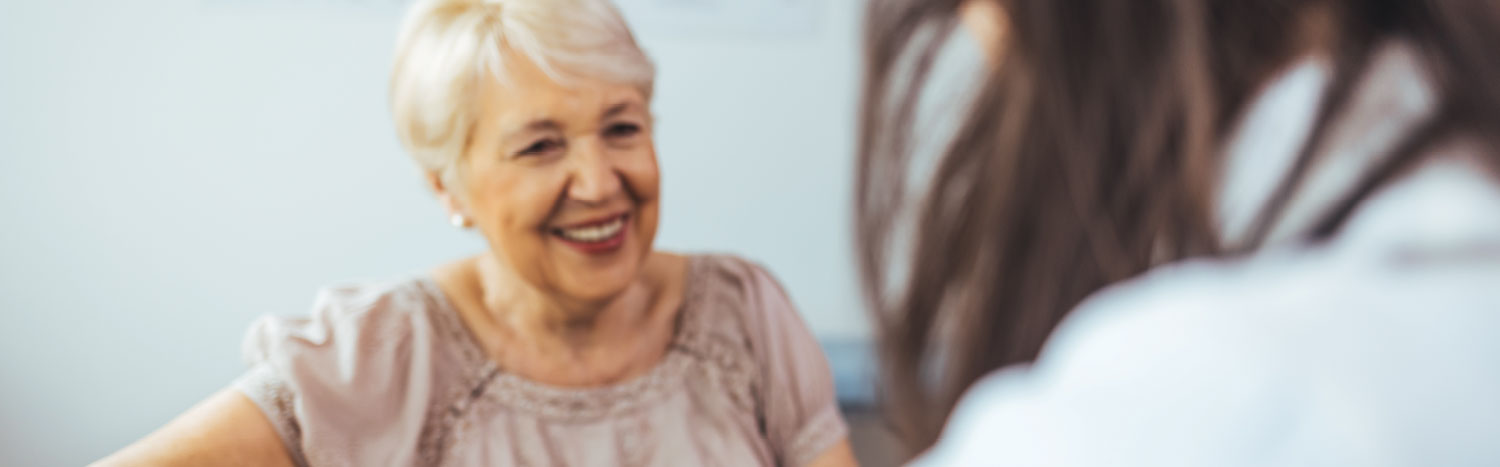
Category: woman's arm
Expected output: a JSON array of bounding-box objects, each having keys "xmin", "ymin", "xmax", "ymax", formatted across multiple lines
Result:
[
  {"xmin": 806, "ymin": 439, "xmax": 859, "ymax": 467},
  {"xmin": 91, "ymin": 389, "xmax": 295, "ymax": 467}
]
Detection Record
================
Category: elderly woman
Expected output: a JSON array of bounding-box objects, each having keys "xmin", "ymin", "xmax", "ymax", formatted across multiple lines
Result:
[{"xmin": 94, "ymin": 0, "xmax": 854, "ymax": 465}]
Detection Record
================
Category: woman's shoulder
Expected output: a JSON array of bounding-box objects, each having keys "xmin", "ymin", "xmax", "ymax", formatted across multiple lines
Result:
[
  {"xmin": 239, "ymin": 275, "xmax": 467, "ymax": 389},
  {"xmin": 236, "ymin": 274, "xmax": 479, "ymax": 410},
  {"xmin": 675, "ymin": 253, "xmax": 848, "ymax": 466},
  {"xmin": 684, "ymin": 253, "xmax": 789, "ymax": 300},
  {"xmin": 234, "ymin": 275, "xmax": 474, "ymax": 466},
  {"xmin": 241, "ymin": 276, "xmax": 447, "ymax": 362},
  {"xmin": 307, "ymin": 276, "xmax": 443, "ymax": 325},
  {"xmin": 915, "ymin": 258, "xmax": 1318, "ymax": 466},
  {"xmin": 673, "ymin": 252, "xmax": 820, "ymax": 361},
  {"xmin": 924, "ymin": 248, "xmax": 1500, "ymax": 466},
  {"xmin": 679, "ymin": 253, "xmax": 798, "ymax": 332}
]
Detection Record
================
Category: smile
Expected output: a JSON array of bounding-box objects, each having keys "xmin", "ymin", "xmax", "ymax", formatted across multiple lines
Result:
[
  {"xmin": 555, "ymin": 216, "xmax": 625, "ymax": 242},
  {"xmin": 550, "ymin": 213, "xmax": 630, "ymax": 254}
]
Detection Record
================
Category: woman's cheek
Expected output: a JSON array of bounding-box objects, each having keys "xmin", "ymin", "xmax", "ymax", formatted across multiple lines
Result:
[
  {"xmin": 514, "ymin": 169, "xmax": 569, "ymax": 227},
  {"xmin": 621, "ymin": 149, "xmax": 661, "ymax": 201}
]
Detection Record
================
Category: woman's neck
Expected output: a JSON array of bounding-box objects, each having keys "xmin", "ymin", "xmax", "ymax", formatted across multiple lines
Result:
[
  {"xmin": 440, "ymin": 251, "xmax": 687, "ymax": 386},
  {"xmin": 473, "ymin": 252, "xmax": 651, "ymax": 353}
]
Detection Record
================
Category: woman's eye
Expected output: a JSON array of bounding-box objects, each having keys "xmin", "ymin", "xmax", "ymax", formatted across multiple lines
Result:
[
  {"xmin": 518, "ymin": 139, "xmax": 562, "ymax": 156},
  {"xmin": 604, "ymin": 123, "xmax": 641, "ymax": 139}
]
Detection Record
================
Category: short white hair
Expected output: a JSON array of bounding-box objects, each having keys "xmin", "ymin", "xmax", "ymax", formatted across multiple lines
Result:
[{"xmin": 390, "ymin": 0, "xmax": 656, "ymax": 185}]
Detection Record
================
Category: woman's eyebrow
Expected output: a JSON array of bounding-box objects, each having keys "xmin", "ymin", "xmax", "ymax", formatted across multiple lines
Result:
[
  {"xmin": 503, "ymin": 119, "xmax": 562, "ymax": 141},
  {"xmin": 600, "ymin": 101, "xmax": 638, "ymax": 120}
]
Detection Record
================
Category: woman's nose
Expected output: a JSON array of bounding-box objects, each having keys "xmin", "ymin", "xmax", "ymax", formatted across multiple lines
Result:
[{"xmin": 567, "ymin": 144, "xmax": 623, "ymax": 203}]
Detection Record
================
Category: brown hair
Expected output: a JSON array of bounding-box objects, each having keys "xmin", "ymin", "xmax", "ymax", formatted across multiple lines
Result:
[{"xmin": 856, "ymin": 0, "xmax": 1500, "ymax": 456}]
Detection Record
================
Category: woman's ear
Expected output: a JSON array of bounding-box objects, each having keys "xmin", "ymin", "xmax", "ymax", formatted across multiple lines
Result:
[
  {"xmin": 961, "ymin": 0, "xmax": 1008, "ymax": 65},
  {"xmin": 426, "ymin": 171, "xmax": 471, "ymax": 228}
]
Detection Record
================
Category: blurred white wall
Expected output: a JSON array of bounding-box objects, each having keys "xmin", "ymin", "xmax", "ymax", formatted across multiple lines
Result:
[{"xmin": 0, "ymin": 0, "xmax": 867, "ymax": 464}]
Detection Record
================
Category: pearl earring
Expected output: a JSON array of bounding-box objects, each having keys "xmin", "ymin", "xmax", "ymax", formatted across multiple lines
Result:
[{"xmin": 450, "ymin": 213, "xmax": 471, "ymax": 228}]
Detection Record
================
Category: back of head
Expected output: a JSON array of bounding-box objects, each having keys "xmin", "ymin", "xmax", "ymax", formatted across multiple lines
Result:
[{"xmin": 856, "ymin": 0, "xmax": 1500, "ymax": 455}]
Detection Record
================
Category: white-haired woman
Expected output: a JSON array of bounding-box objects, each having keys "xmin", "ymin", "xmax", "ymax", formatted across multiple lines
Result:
[{"xmin": 94, "ymin": 0, "xmax": 854, "ymax": 465}]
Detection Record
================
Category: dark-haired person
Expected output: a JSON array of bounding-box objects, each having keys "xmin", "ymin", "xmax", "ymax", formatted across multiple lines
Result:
[{"xmin": 857, "ymin": 0, "xmax": 1500, "ymax": 464}]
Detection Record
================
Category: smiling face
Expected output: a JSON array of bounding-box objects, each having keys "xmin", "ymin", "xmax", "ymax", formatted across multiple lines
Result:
[{"xmin": 443, "ymin": 54, "xmax": 660, "ymax": 305}]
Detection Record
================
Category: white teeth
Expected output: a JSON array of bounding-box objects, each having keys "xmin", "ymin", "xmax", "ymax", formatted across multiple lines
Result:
[{"xmin": 558, "ymin": 217, "xmax": 624, "ymax": 243}]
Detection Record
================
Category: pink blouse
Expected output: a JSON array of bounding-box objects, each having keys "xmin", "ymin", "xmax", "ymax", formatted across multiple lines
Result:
[{"xmin": 232, "ymin": 254, "xmax": 847, "ymax": 466}]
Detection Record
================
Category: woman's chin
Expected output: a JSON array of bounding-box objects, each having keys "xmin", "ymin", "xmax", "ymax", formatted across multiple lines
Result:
[
  {"xmin": 559, "ymin": 276, "xmax": 634, "ymax": 304},
  {"xmin": 540, "ymin": 221, "xmax": 655, "ymax": 304},
  {"xmin": 553, "ymin": 255, "xmax": 645, "ymax": 302}
]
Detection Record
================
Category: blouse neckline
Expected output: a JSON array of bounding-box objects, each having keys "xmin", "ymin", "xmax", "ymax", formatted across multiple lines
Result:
[{"xmin": 415, "ymin": 255, "xmax": 710, "ymax": 421}]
